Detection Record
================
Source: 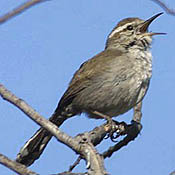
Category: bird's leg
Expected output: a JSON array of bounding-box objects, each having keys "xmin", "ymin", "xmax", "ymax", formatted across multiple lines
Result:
[
  {"xmin": 92, "ymin": 111, "xmax": 122, "ymax": 141},
  {"xmin": 132, "ymin": 101, "xmax": 142, "ymax": 123},
  {"xmin": 92, "ymin": 111, "xmax": 113, "ymax": 124}
]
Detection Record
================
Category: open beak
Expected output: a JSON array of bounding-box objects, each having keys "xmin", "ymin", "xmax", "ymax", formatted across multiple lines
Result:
[{"xmin": 139, "ymin": 12, "xmax": 166, "ymax": 36}]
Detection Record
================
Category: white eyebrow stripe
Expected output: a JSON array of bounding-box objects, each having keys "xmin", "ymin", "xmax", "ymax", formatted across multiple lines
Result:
[{"xmin": 108, "ymin": 22, "xmax": 133, "ymax": 38}]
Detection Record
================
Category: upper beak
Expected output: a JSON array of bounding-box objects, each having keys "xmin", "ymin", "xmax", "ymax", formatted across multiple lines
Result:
[{"xmin": 139, "ymin": 12, "xmax": 166, "ymax": 35}]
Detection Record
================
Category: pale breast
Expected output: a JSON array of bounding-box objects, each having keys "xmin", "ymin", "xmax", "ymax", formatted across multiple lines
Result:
[
  {"xmin": 130, "ymin": 48, "xmax": 152, "ymax": 82},
  {"xmin": 128, "ymin": 49, "xmax": 152, "ymax": 104}
]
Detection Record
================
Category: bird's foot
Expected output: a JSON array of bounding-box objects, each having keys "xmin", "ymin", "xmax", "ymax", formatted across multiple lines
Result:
[
  {"xmin": 105, "ymin": 120, "xmax": 128, "ymax": 142},
  {"xmin": 91, "ymin": 111, "xmax": 128, "ymax": 142}
]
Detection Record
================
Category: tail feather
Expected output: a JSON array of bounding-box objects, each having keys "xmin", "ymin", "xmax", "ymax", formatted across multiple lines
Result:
[
  {"xmin": 16, "ymin": 128, "xmax": 52, "ymax": 166},
  {"xmin": 16, "ymin": 113, "xmax": 67, "ymax": 166}
]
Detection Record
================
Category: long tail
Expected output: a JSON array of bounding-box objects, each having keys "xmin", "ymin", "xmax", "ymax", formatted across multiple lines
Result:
[{"xmin": 16, "ymin": 113, "xmax": 67, "ymax": 166}]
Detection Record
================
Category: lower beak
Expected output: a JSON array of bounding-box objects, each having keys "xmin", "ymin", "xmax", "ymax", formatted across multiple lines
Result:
[
  {"xmin": 148, "ymin": 32, "xmax": 166, "ymax": 36},
  {"xmin": 139, "ymin": 12, "xmax": 166, "ymax": 35}
]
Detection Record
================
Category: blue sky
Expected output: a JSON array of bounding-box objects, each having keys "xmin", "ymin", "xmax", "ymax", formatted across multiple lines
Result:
[{"xmin": 0, "ymin": 0, "xmax": 175, "ymax": 175}]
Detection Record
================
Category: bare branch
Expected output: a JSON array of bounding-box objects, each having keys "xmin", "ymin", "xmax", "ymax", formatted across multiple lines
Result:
[
  {"xmin": 151, "ymin": 0, "xmax": 175, "ymax": 16},
  {"xmin": 0, "ymin": 83, "xmax": 106, "ymax": 175},
  {"xmin": 0, "ymin": 0, "xmax": 48, "ymax": 24},
  {"xmin": 0, "ymin": 153, "xmax": 37, "ymax": 175}
]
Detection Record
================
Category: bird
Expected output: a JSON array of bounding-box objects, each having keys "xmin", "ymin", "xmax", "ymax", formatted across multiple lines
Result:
[{"xmin": 16, "ymin": 13, "xmax": 165, "ymax": 166}]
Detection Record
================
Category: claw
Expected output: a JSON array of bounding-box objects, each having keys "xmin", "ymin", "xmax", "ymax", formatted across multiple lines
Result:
[
  {"xmin": 108, "ymin": 120, "xmax": 128, "ymax": 142},
  {"xmin": 110, "ymin": 132, "xmax": 119, "ymax": 142},
  {"xmin": 104, "ymin": 134, "xmax": 110, "ymax": 139}
]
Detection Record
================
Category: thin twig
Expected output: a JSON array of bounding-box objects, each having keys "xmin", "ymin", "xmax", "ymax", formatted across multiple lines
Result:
[
  {"xmin": 0, "ymin": 153, "xmax": 37, "ymax": 175},
  {"xmin": 69, "ymin": 156, "xmax": 82, "ymax": 172},
  {"xmin": 151, "ymin": 0, "xmax": 175, "ymax": 16},
  {"xmin": 0, "ymin": 0, "xmax": 48, "ymax": 24}
]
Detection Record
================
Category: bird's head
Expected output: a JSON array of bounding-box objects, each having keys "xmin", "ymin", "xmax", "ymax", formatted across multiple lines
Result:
[{"xmin": 106, "ymin": 13, "xmax": 165, "ymax": 51}]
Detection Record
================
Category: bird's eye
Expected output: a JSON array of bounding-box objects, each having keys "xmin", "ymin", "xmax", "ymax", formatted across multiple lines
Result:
[{"xmin": 127, "ymin": 25, "xmax": 133, "ymax": 30}]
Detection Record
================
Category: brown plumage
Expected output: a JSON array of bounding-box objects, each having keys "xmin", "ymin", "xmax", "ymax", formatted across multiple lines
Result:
[{"xmin": 16, "ymin": 13, "xmax": 164, "ymax": 166}]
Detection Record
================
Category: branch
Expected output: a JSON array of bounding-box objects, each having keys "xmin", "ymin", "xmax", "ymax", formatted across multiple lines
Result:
[
  {"xmin": 0, "ymin": 0, "xmax": 48, "ymax": 24},
  {"xmin": 151, "ymin": 0, "xmax": 175, "ymax": 16},
  {"xmin": 0, "ymin": 83, "xmax": 106, "ymax": 175},
  {"xmin": 0, "ymin": 153, "xmax": 37, "ymax": 175}
]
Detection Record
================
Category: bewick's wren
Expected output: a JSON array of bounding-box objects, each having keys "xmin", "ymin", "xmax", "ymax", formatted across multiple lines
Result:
[{"xmin": 16, "ymin": 13, "xmax": 165, "ymax": 166}]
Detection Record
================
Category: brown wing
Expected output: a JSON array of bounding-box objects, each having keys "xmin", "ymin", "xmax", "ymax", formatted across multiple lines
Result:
[{"xmin": 57, "ymin": 49, "xmax": 123, "ymax": 110}]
